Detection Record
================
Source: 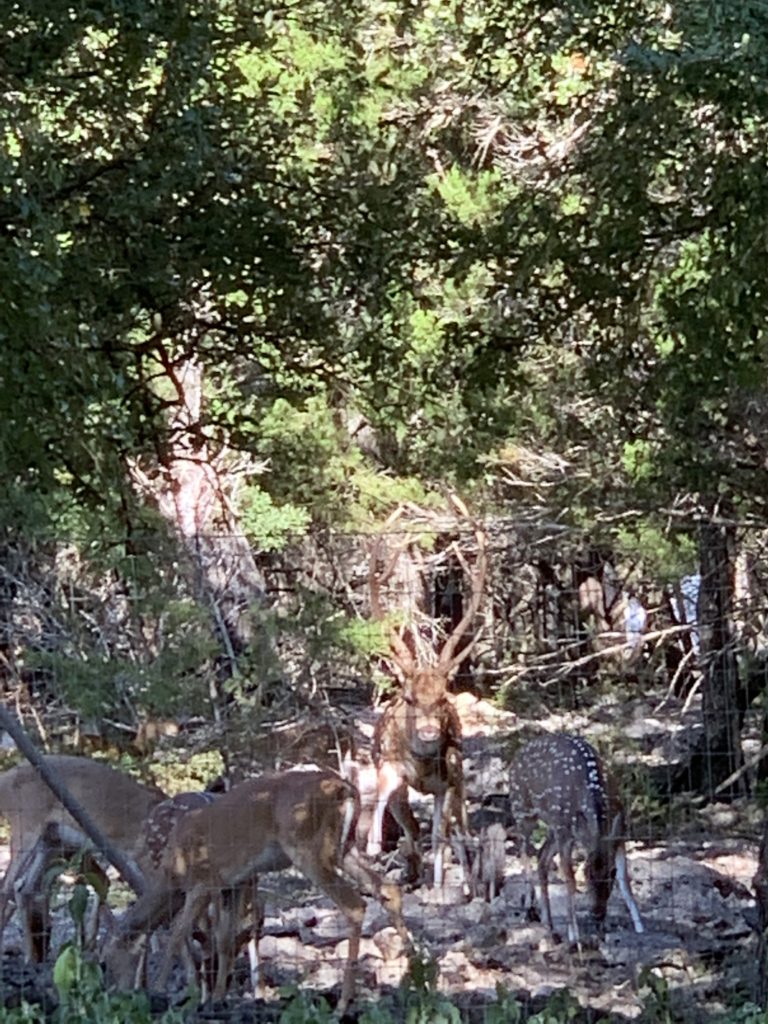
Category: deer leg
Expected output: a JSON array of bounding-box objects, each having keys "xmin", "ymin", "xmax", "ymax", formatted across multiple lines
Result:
[
  {"xmin": 156, "ymin": 884, "xmax": 211, "ymax": 992},
  {"xmin": 614, "ymin": 844, "xmax": 644, "ymax": 933},
  {"xmin": 181, "ymin": 924, "xmax": 204, "ymax": 999},
  {"xmin": 287, "ymin": 846, "xmax": 366, "ymax": 1014},
  {"xmin": 210, "ymin": 885, "xmax": 244, "ymax": 1001},
  {"xmin": 0, "ymin": 832, "xmax": 51, "ymax": 960},
  {"xmin": 367, "ymin": 764, "xmax": 403, "ymax": 857},
  {"xmin": 14, "ymin": 835, "xmax": 57, "ymax": 962},
  {"xmin": 241, "ymin": 878, "xmax": 265, "ymax": 998},
  {"xmin": 536, "ymin": 832, "xmax": 559, "ymax": 939},
  {"xmin": 556, "ymin": 835, "xmax": 580, "ymax": 946},
  {"xmin": 17, "ymin": 886, "xmax": 50, "ymax": 964},
  {"xmin": 448, "ymin": 784, "xmax": 472, "ymax": 879},
  {"xmin": 434, "ymin": 784, "xmax": 471, "ymax": 891},
  {"xmin": 515, "ymin": 828, "xmax": 538, "ymax": 921},
  {"xmin": 431, "ymin": 793, "xmax": 444, "ymax": 886},
  {"xmin": 386, "ymin": 785, "xmax": 421, "ymax": 885},
  {"xmin": 0, "ymin": 843, "xmax": 25, "ymax": 955},
  {"xmin": 432, "ymin": 789, "xmax": 457, "ymax": 887}
]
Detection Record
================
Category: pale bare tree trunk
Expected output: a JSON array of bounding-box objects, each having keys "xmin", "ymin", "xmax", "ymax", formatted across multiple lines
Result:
[
  {"xmin": 166, "ymin": 361, "xmax": 265, "ymax": 659},
  {"xmin": 131, "ymin": 357, "xmax": 276, "ymax": 708}
]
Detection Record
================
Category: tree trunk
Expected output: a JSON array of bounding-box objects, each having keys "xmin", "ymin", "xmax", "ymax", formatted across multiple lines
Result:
[
  {"xmin": 672, "ymin": 512, "xmax": 747, "ymax": 798},
  {"xmin": 130, "ymin": 357, "xmax": 279, "ymax": 709},
  {"xmin": 753, "ymin": 815, "xmax": 768, "ymax": 1006}
]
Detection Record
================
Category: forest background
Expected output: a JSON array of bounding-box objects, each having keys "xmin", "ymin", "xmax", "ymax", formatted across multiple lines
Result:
[
  {"xmin": 4, "ymin": 1, "xmax": 768, "ymax": 1019},
  {"xmin": 1, "ymin": 0, "xmax": 768, "ymax": 816}
]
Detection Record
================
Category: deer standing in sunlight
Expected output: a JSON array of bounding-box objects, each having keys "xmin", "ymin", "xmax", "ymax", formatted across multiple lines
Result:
[
  {"xmin": 105, "ymin": 768, "xmax": 410, "ymax": 1011},
  {"xmin": 365, "ymin": 503, "xmax": 487, "ymax": 889}
]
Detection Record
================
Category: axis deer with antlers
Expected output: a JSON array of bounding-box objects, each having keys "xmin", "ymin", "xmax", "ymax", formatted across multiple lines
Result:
[
  {"xmin": 0, "ymin": 756, "xmax": 164, "ymax": 961},
  {"xmin": 509, "ymin": 733, "xmax": 644, "ymax": 945},
  {"xmin": 105, "ymin": 768, "xmax": 410, "ymax": 1010},
  {"xmin": 365, "ymin": 506, "xmax": 487, "ymax": 889}
]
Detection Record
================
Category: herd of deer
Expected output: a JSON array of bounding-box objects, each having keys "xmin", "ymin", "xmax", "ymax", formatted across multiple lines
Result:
[{"xmin": 0, "ymin": 519, "xmax": 645, "ymax": 1010}]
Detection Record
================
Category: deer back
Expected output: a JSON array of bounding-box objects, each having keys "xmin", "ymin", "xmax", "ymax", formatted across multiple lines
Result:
[
  {"xmin": 0, "ymin": 755, "xmax": 164, "ymax": 860},
  {"xmin": 161, "ymin": 769, "xmax": 357, "ymax": 889},
  {"xmin": 139, "ymin": 790, "xmax": 219, "ymax": 879},
  {"xmin": 510, "ymin": 735, "xmax": 609, "ymax": 831}
]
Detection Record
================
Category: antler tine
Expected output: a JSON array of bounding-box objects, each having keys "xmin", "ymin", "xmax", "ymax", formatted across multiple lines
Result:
[
  {"xmin": 368, "ymin": 528, "xmax": 417, "ymax": 677},
  {"xmin": 437, "ymin": 520, "xmax": 487, "ymax": 673},
  {"xmin": 446, "ymin": 492, "xmax": 470, "ymax": 519},
  {"xmin": 367, "ymin": 504, "xmax": 408, "ymax": 621}
]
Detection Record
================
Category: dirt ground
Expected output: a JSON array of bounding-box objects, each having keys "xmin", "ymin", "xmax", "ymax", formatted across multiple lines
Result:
[{"xmin": 0, "ymin": 693, "xmax": 761, "ymax": 1022}]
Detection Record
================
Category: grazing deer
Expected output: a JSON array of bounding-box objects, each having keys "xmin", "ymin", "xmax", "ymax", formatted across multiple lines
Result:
[
  {"xmin": 508, "ymin": 733, "xmax": 644, "ymax": 945},
  {"xmin": 0, "ymin": 755, "xmax": 164, "ymax": 961},
  {"xmin": 134, "ymin": 791, "xmax": 222, "ymax": 990},
  {"xmin": 366, "ymin": 510, "xmax": 486, "ymax": 888},
  {"xmin": 134, "ymin": 788, "xmax": 263, "ymax": 999},
  {"xmin": 105, "ymin": 768, "xmax": 409, "ymax": 1011}
]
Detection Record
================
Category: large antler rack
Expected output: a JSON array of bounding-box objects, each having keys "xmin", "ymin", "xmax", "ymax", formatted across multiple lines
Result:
[{"xmin": 368, "ymin": 497, "xmax": 487, "ymax": 684}]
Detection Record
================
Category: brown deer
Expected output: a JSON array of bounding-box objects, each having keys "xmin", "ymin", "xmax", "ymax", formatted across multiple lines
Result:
[
  {"xmin": 130, "ymin": 790, "xmax": 228, "ymax": 993},
  {"xmin": 509, "ymin": 733, "xmax": 644, "ymax": 945},
  {"xmin": 0, "ymin": 756, "xmax": 165, "ymax": 961},
  {"xmin": 105, "ymin": 768, "xmax": 409, "ymax": 1011},
  {"xmin": 366, "ymin": 507, "xmax": 487, "ymax": 889},
  {"xmin": 127, "ymin": 788, "xmax": 265, "ymax": 999}
]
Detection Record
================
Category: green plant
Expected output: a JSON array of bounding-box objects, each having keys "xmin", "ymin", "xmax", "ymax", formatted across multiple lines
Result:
[
  {"xmin": 637, "ymin": 968, "xmax": 676, "ymax": 1024},
  {"xmin": 721, "ymin": 1006, "xmax": 768, "ymax": 1024},
  {"xmin": 151, "ymin": 750, "xmax": 226, "ymax": 796},
  {"xmin": 359, "ymin": 1003, "xmax": 397, "ymax": 1024},
  {"xmin": 44, "ymin": 849, "xmax": 110, "ymax": 952},
  {"xmin": 278, "ymin": 987, "xmax": 337, "ymax": 1024},
  {"xmin": 484, "ymin": 984, "xmax": 524, "ymax": 1023},
  {"xmin": 527, "ymin": 990, "xmax": 581, "ymax": 1024},
  {"xmin": 397, "ymin": 951, "xmax": 462, "ymax": 1024},
  {"xmin": 52, "ymin": 942, "xmax": 186, "ymax": 1024},
  {"xmin": 0, "ymin": 1004, "xmax": 46, "ymax": 1024}
]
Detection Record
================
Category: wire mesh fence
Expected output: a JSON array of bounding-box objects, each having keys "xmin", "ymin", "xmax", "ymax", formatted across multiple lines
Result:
[{"xmin": 0, "ymin": 518, "xmax": 763, "ymax": 1020}]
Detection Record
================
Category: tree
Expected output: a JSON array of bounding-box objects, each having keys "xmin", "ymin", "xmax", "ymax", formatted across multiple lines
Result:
[{"xmin": 3, "ymin": 0, "xmax": 768, "ymax": 781}]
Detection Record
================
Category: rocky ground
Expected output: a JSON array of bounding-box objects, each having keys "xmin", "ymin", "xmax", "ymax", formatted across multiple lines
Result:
[{"xmin": 0, "ymin": 693, "xmax": 761, "ymax": 1021}]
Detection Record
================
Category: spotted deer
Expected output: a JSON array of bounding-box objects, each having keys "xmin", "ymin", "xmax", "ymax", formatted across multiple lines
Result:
[
  {"xmin": 0, "ymin": 756, "xmax": 164, "ymax": 961},
  {"xmin": 130, "ymin": 791, "xmax": 232, "ymax": 991},
  {"xmin": 366, "ymin": 505, "xmax": 486, "ymax": 889},
  {"xmin": 105, "ymin": 768, "xmax": 410, "ymax": 1011},
  {"xmin": 508, "ymin": 733, "xmax": 644, "ymax": 944}
]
